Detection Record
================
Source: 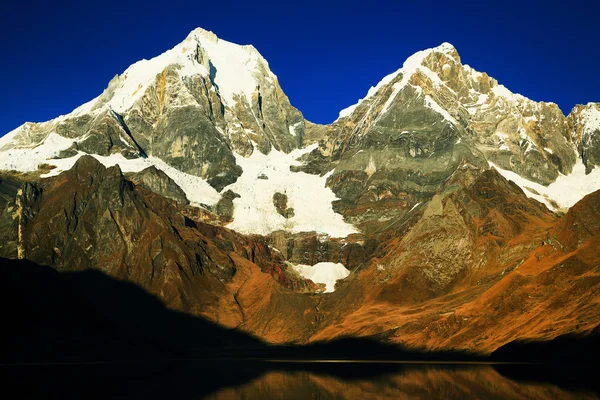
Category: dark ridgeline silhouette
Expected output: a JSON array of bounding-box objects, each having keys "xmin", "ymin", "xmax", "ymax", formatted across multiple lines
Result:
[
  {"xmin": 1, "ymin": 257, "xmax": 599, "ymax": 399},
  {"xmin": 491, "ymin": 329, "xmax": 600, "ymax": 396},
  {"xmin": 492, "ymin": 327, "xmax": 600, "ymax": 364},
  {"xmin": 0, "ymin": 257, "xmax": 481, "ymax": 362},
  {"xmin": 0, "ymin": 257, "xmax": 272, "ymax": 399}
]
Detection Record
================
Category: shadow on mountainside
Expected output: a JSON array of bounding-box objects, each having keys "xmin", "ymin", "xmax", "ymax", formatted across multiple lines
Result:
[
  {"xmin": 1, "ymin": 257, "xmax": 599, "ymax": 399},
  {"xmin": 491, "ymin": 329, "xmax": 600, "ymax": 396},
  {"xmin": 0, "ymin": 257, "xmax": 481, "ymax": 362},
  {"xmin": 0, "ymin": 257, "xmax": 271, "ymax": 399},
  {"xmin": 492, "ymin": 327, "xmax": 600, "ymax": 364}
]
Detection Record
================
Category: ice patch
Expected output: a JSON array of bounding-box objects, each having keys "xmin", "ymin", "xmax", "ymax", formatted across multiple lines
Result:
[
  {"xmin": 224, "ymin": 144, "xmax": 357, "ymax": 237},
  {"xmin": 424, "ymin": 95, "xmax": 457, "ymax": 124},
  {"xmin": 489, "ymin": 160, "xmax": 600, "ymax": 211},
  {"xmin": 292, "ymin": 262, "xmax": 350, "ymax": 293},
  {"xmin": 188, "ymin": 28, "xmax": 271, "ymax": 107},
  {"xmin": 0, "ymin": 133, "xmax": 77, "ymax": 172},
  {"xmin": 580, "ymin": 104, "xmax": 600, "ymax": 142},
  {"xmin": 71, "ymin": 28, "xmax": 271, "ymax": 115},
  {"xmin": 409, "ymin": 202, "xmax": 422, "ymax": 212},
  {"xmin": 288, "ymin": 121, "xmax": 302, "ymax": 137},
  {"xmin": 0, "ymin": 132, "xmax": 220, "ymax": 206}
]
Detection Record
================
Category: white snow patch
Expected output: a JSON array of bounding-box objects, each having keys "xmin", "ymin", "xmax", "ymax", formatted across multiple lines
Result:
[
  {"xmin": 424, "ymin": 95, "xmax": 457, "ymax": 124},
  {"xmin": 489, "ymin": 160, "xmax": 600, "ymax": 211},
  {"xmin": 544, "ymin": 147, "xmax": 554, "ymax": 154},
  {"xmin": 188, "ymin": 29, "xmax": 270, "ymax": 106},
  {"xmin": 0, "ymin": 126, "xmax": 24, "ymax": 149},
  {"xmin": 0, "ymin": 133, "xmax": 77, "ymax": 172},
  {"xmin": 338, "ymin": 104, "xmax": 359, "ymax": 119},
  {"xmin": 337, "ymin": 71, "xmax": 398, "ymax": 120},
  {"xmin": 466, "ymin": 107, "xmax": 478, "ymax": 115},
  {"xmin": 477, "ymin": 94, "xmax": 489, "ymax": 105},
  {"xmin": 491, "ymin": 83, "xmax": 526, "ymax": 103},
  {"xmin": 224, "ymin": 145, "xmax": 357, "ymax": 237},
  {"xmin": 0, "ymin": 129, "xmax": 220, "ymax": 206},
  {"xmin": 463, "ymin": 64, "xmax": 483, "ymax": 79},
  {"xmin": 495, "ymin": 132, "xmax": 510, "ymax": 151},
  {"xmin": 292, "ymin": 262, "xmax": 350, "ymax": 293},
  {"xmin": 409, "ymin": 202, "xmax": 422, "ymax": 212},
  {"xmin": 288, "ymin": 121, "xmax": 302, "ymax": 137},
  {"xmin": 73, "ymin": 28, "xmax": 270, "ymax": 115},
  {"xmin": 365, "ymin": 156, "xmax": 377, "ymax": 177},
  {"xmin": 580, "ymin": 105, "xmax": 600, "ymax": 142},
  {"xmin": 0, "ymin": 132, "xmax": 216, "ymax": 206}
]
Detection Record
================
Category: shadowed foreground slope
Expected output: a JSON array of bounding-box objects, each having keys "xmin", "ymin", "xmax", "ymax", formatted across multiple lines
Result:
[{"xmin": 2, "ymin": 257, "xmax": 600, "ymax": 399}]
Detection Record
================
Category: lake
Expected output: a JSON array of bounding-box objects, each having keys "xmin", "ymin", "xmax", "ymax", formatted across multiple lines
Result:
[{"xmin": 1, "ymin": 360, "xmax": 597, "ymax": 399}]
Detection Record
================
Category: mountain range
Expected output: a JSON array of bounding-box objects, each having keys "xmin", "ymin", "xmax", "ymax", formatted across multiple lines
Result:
[{"xmin": 1, "ymin": 27, "xmax": 599, "ymax": 357}]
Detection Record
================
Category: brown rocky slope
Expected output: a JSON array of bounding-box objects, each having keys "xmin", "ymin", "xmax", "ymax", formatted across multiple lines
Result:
[{"xmin": 0, "ymin": 156, "xmax": 599, "ymax": 355}]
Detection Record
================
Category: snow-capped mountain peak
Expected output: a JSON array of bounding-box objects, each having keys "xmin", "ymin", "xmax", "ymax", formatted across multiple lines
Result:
[
  {"xmin": 72, "ymin": 27, "xmax": 275, "ymax": 116},
  {"xmin": 337, "ymin": 42, "xmax": 458, "ymax": 120},
  {"xmin": 1, "ymin": 30, "xmax": 600, "ymax": 242}
]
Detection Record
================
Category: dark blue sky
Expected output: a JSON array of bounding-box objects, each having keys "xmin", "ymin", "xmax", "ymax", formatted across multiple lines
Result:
[{"xmin": 1, "ymin": 0, "xmax": 598, "ymax": 135}]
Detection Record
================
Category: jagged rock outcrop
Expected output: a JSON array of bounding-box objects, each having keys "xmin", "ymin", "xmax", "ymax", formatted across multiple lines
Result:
[
  {"xmin": 295, "ymin": 43, "xmax": 597, "ymax": 231},
  {"xmin": 0, "ymin": 30, "xmax": 600, "ymax": 355},
  {"xmin": 569, "ymin": 102, "xmax": 600, "ymax": 172},
  {"xmin": 0, "ymin": 143, "xmax": 599, "ymax": 352},
  {"xmin": 272, "ymin": 192, "xmax": 294, "ymax": 219},
  {"xmin": 127, "ymin": 166, "xmax": 189, "ymax": 205},
  {"xmin": 267, "ymin": 231, "xmax": 368, "ymax": 270},
  {"xmin": 215, "ymin": 189, "xmax": 240, "ymax": 221},
  {"xmin": 1, "ymin": 32, "xmax": 599, "ymax": 237},
  {"xmin": 309, "ymin": 168, "xmax": 600, "ymax": 353},
  {"xmin": 0, "ymin": 28, "xmax": 305, "ymax": 191},
  {"xmin": 0, "ymin": 156, "xmax": 323, "ymax": 339}
]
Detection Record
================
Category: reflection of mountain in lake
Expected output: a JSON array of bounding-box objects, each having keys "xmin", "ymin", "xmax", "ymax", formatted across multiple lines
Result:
[
  {"xmin": 205, "ymin": 365, "xmax": 598, "ymax": 400},
  {"xmin": 4, "ymin": 362, "xmax": 598, "ymax": 400},
  {"xmin": 2, "ymin": 257, "xmax": 599, "ymax": 399}
]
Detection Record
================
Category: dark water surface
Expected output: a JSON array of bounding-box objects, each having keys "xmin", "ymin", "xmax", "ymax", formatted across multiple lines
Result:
[{"xmin": 1, "ymin": 360, "xmax": 598, "ymax": 399}]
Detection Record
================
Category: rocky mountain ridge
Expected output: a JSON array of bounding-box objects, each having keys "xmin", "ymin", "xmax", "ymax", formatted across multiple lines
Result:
[
  {"xmin": 1, "ymin": 151, "xmax": 598, "ymax": 353},
  {"xmin": 0, "ymin": 28, "xmax": 599, "ymax": 355},
  {"xmin": 1, "ymin": 31, "xmax": 598, "ymax": 224}
]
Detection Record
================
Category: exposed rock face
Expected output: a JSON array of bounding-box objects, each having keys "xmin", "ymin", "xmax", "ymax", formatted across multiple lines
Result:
[
  {"xmin": 0, "ymin": 28, "xmax": 305, "ymax": 192},
  {"xmin": 1, "ymin": 32, "xmax": 599, "ymax": 238},
  {"xmin": 331, "ymin": 44, "xmax": 578, "ymax": 184},
  {"xmin": 293, "ymin": 44, "xmax": 600, "ymax": 232},
  {"xmin": 569, "ymin": 103, "xmax": 600, "ymax": 172},
  {"xmin": 1, "ymin": 31, "xmax": 600, "ymax": 356},
  {"xmin": 0, "ymin": 148, "xmax": 599, "ymax": 352},
  {"xmin": 310, "ymin": 168, "xmax": 600, "ymax": 353},
  {"xmin": 272, "ymin": 192, "xmax": 294, "ymax": 219},
  {"xmin": 127, "ymin": 166, "xmax": 188, "ymax": 205},
  {"xmin": 0, "ymin": 157, "xmax": 322, "ymax": 340},
  {"xmin": 267, "ymin": 231, "xmax": 368, "ymax": 270},
  {"xmin": 375, "ymin": 167, "xmax": 554, "ymax": 301},
  {"xmin": 215, "ymin": 189, "xmax": 240, "ymax": 221}
]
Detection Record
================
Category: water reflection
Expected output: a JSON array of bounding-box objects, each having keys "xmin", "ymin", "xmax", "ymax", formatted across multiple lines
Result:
[
  {"xmin": 203, "ymin": 363, "xmax": 598, "ymax": 400},
  {"xmin": 2, "ymin": 361, "xmax": 597, "ymax": 399}
]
